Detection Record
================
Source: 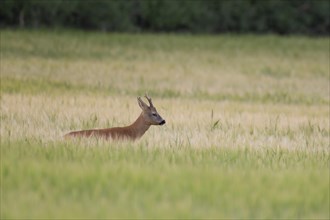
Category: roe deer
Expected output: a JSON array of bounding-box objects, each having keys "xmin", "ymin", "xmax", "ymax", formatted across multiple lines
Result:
[{"xmin": 64, "ymin": 94, "xmax": 166, "ymax": 140}]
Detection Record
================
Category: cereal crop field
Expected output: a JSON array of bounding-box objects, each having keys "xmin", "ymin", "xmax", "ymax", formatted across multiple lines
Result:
[{"xmin": 0, "ymin": 30, "xmax": 329, "ymax": 219}]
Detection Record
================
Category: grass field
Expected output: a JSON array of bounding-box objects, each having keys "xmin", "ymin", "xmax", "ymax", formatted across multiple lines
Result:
[{"xmin": 1, "ymin": 30, "xmax": 329, "ymax": 219}]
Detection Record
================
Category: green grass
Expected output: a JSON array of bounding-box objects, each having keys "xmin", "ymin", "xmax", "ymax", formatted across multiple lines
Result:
[
  {"xmin": 1, "ymin": 29, "xmax": 329, "ymax": 219},
  {"xmin": 2, "ymin": 140, "xmax": 328, "ymax": 219}
]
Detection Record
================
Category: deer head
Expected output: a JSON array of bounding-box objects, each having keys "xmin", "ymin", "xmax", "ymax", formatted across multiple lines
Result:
[{"xmin": 137, "ymin": 94, "xmax": 166, "ymax": 126}]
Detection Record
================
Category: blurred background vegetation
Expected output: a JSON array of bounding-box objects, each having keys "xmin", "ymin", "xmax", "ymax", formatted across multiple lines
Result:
[{"xmin": 0, "ymin": 0, "xmax": 329, "ymax": 35}]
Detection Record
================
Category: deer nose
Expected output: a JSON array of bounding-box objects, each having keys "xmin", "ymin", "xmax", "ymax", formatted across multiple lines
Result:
[{"xmin": 159, "ymin": 120, "xmax": 166, "ymax": 125}]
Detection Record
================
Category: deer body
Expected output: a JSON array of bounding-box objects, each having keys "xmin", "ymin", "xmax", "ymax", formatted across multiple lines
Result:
[{"xmin": 64, "ymin": 95, "xmax": 165, "ymax": 140}]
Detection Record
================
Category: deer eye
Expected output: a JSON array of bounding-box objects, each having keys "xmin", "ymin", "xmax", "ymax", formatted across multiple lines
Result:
[{"xmin": 152, "ymin": 113, "xmax": 157, "ymax": 117}]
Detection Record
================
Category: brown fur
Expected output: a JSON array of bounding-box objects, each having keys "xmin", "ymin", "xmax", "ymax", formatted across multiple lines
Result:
[{"xmin": 64, "ymin": 95, "xmax": 165, "ymax": 140}]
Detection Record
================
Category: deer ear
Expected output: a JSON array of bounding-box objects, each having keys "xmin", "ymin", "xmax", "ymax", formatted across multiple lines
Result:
[{"xmin": 137, "ymin": 97, "xmax": 148, "ymax": 110}]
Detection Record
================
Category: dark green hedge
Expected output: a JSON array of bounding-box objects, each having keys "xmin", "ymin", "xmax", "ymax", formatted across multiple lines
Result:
[{"xmin": 0, "ymin": 0, "xmax": 329, "ymax": 35}]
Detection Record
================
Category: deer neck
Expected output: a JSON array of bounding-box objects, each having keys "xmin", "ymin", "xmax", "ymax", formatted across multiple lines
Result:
[{"xmin": 129, "ymin": 113, "xmax": 151, "ymax": 139}]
